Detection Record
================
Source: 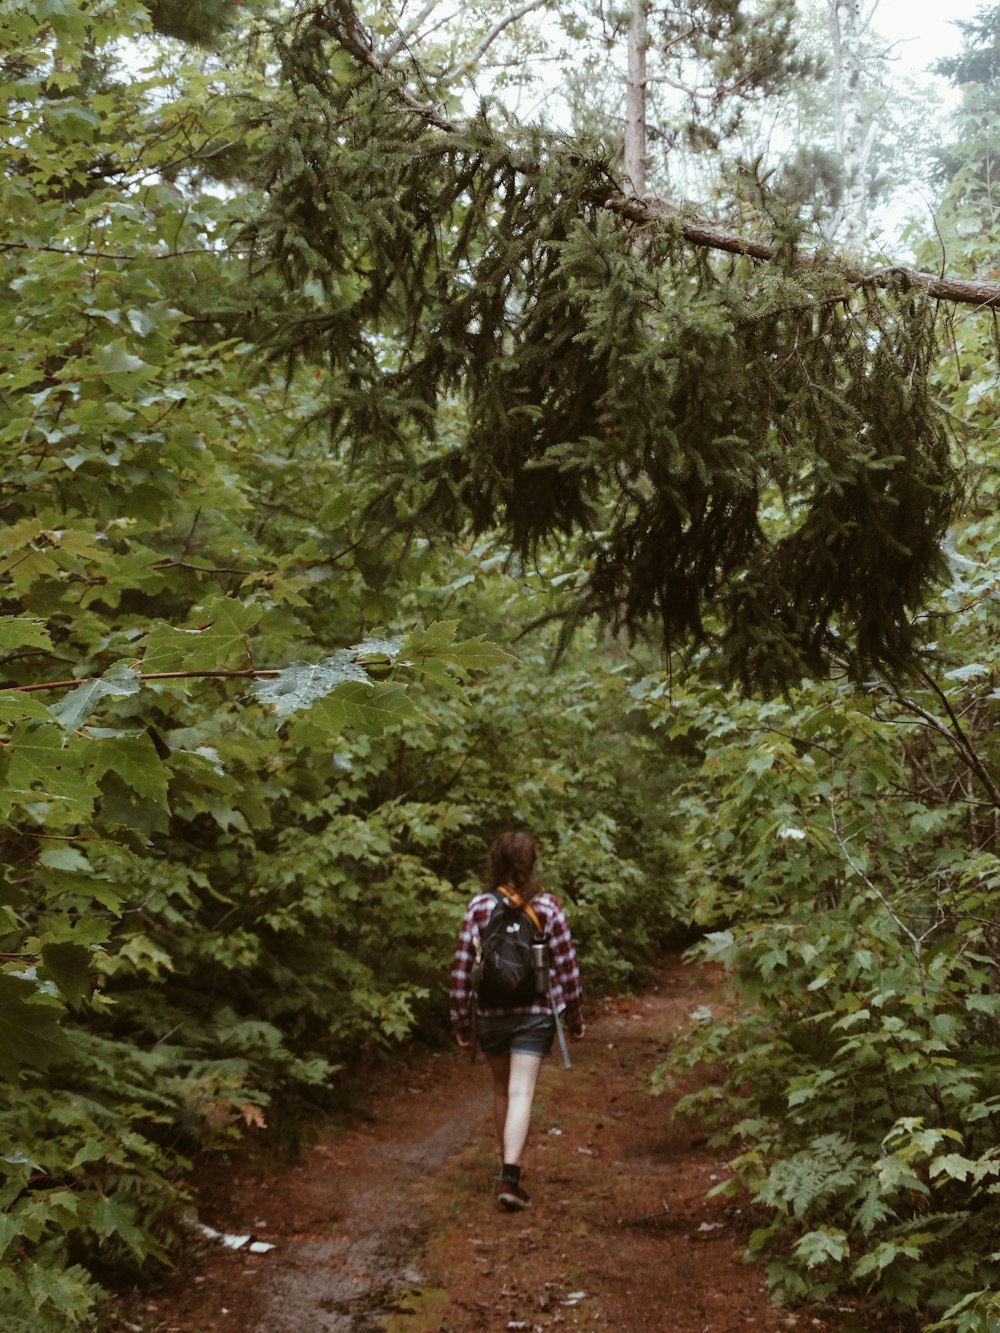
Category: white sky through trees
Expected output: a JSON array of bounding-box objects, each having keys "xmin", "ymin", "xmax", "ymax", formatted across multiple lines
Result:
[
  {"xmin": 877, "ymin": 0, "xmax": 980, "ymax": 74},
  {"xmin": 862, "ymin": 0, "xmax": 984, "ymax": 247}
]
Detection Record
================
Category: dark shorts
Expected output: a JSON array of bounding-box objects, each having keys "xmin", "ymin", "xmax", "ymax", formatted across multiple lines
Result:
[{"xmin": 476, "ymin": 1011, "xmax": 556, "ymax": 1058}]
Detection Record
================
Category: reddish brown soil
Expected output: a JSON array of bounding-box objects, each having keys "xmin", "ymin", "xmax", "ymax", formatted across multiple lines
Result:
[{"xmin": 113, "ymin": 958, "xmax": 850, "ymax": 1333}]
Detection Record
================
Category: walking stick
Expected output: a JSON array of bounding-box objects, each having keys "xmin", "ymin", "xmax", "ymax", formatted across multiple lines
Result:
[{"xmin": 549, "ymin": 981, "xmax": 572, "ymax": 1070}]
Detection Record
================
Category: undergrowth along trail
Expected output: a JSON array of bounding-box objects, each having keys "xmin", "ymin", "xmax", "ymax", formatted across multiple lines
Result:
[{"xmin": 119, "ymin": 956, "xmax": 840, "ymax": 1333}]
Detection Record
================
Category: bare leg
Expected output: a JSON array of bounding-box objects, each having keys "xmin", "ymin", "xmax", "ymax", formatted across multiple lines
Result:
[
  {"xmin": 501, "ymin": 1051, "xmax": 543, "ymax": 1166},
  {"xmin": 486, "ymin": 1053, "xmax": 510, "ymax": 1156},
  {"xmin": 487, "ymin": 1051, "xmax": 544, "ymax": 1165}
]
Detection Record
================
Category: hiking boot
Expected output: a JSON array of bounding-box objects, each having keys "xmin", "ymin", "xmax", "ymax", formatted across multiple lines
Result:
[{"xmin": 497, "ymin": 1178, "xmax": 531, "ymax": 1212}]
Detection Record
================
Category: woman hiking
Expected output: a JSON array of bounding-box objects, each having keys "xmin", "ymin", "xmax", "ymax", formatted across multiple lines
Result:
[{"xmin": 450, "ymin": 831, "xmax": 585, "ymax": 1211}]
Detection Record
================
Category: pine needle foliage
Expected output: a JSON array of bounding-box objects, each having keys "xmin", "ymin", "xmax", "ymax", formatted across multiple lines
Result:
[
  {"xmin": 236, "ymin": 5, "xmax": 959, "ymax": 692},
  {"xmin": 145, "ymin": 0, "xmax": 245, "ymax": 45}
]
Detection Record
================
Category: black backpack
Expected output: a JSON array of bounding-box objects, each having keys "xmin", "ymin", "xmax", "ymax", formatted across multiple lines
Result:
[{"xmin": 475, "ymin": 886, "xmax": 547, "ymax": 1008}]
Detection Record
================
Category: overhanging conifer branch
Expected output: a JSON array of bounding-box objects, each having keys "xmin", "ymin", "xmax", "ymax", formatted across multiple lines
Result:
[
  {"xmin": 253, "ymin": 1, "xmax": 958, "ymax": 690},
  {"xmin": 320, "ymin": 0, "xmax": 1000, "ymax": 311}
]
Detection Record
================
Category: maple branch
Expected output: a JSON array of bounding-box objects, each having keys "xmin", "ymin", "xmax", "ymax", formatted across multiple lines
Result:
[
  {"xmin": 152, "ymin": 559, "xmax": 254, "ymax": 575},
  {"xmin": 4, "ymin": 669, "xmax": 280, "ymax": 694},
  {"xmin": 0, "ymin": 241, "xmax": 224, "ymax": 261}
]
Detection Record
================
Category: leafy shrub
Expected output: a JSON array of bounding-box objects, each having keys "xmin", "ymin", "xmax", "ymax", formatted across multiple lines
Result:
[{"xmin": 653, "ymin": 667, "xmax": 1000, "ymax": 1327}]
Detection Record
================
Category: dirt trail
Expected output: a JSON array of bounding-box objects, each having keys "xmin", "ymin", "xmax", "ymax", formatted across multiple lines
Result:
[{"xmin": 124, "ymin": 956, "xmax": 840, "ymax": 1332}]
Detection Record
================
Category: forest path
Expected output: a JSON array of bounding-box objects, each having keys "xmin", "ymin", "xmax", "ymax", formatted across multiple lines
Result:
[{"xmin": 126, "ymin": 955, "xmax": 838, "ymax": 1333}]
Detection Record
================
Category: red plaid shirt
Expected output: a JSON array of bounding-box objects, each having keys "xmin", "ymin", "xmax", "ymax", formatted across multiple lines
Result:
[{"xmin": 450, "ymin": 890, "xmax": 583, "ymax": 1037}]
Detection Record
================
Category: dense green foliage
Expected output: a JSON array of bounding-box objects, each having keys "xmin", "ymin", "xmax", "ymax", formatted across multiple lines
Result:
[
  {"xmin": 649, "ymin": 32, "xmax": 1000, "ymax": 1323},
  {"xmin": 0, "ymin": 4, "xmax": 684, "ymax": 1324},
  {"xmin": 2, "ymin": 0, "xmax": 999, "ymax": 1328},
  {"xmin": 658, "ymin": 654, "xmax": 1000, "ymax": 1326}
]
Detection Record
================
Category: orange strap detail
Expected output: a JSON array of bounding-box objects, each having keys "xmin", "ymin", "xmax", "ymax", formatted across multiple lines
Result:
[{"xmin": 497, "ymin": 884, "xmax": 543, "ymax": 934}]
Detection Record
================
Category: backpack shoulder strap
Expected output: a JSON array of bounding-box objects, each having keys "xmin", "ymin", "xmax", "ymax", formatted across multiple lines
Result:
[{"xmin": 495, "ymin": 884, "xmax": 544, "ymax": 935}]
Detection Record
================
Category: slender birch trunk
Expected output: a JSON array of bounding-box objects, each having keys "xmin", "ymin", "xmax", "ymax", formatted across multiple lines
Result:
[
  {"xmin": 624, "ymin": 0, "xmax": 648, "ymax": 197},
  {"xmin": 829, "ymin": 0, "xmax": 877, "ymax": 253}
]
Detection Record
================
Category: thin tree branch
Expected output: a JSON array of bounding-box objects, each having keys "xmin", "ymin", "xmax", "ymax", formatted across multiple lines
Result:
[
  {"xmin": 915, "ymin": 668, "xmax": 1000, "ymax": 809},
  {"xmin": 382, "ymin": 0, "xmax": 440, "ymax": 60},
  {"xmin": 442, "ymin": 0, "xmax": 551, "ymax": 77},
  {"xmin": 323, "ymin": 0, "xmax": 454, "ymax": 130},
  {"xmin": 0, "ymin": 241, "xmax": 227, "ymax": 261},
  {"xmin": 152, "ymin": 559, "xmax": 253, "ymax": 575},
  {"xmin": 826, "ymin": 797, "xmax": 942, "ymax": 995},
  {"xmin": 871, "ymin": 679, "xmax": 1000, "ymax": 812},
  {"xmin": 4, "ymin": 669, "xmax": 279, "ymax": 694}
]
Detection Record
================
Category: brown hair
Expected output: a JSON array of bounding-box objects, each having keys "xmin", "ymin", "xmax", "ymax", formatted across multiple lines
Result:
[{"xmin": 486, "ymin": 831, "xmax": 540, "ymax": 896}]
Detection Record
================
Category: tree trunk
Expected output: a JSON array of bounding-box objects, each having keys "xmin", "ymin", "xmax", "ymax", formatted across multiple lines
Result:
[
  {"xmin": 624, "ymin": 0, "xmax": 648, "ymax": 196},
  {"xmin": 829, "ymin": 0, "xmax": 876, "ymax": 253}
]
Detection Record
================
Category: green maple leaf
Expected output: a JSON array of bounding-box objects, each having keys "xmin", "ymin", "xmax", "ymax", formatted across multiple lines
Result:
[
  {"xmin": 404, "ymin": 621, "xmax": 514, "ymax": 674},
  {"xmin": 287, "ymin": 680, "xmax": 424, "ymax": 739},
  {"xmin": 401, "ymin": 622, "xmax": 514, "ymax": 696},
  {"xmin": 85, "ymin": 733, "xmax": 169, "ymax": 805},
  {"xmin": 403, "ymin": 658, "xmax": 467, "ymax": 699},
  {"xmin": 0, "ymin": 974, "xmax": 73, "ymax": 1082},
  {"xmin": 50, "ymin": 663, "xmax": 141, "ymax": 733},
  {"xmin": 250, "ymin": 651, "xmax": 370, "ymax": 718},
  {"xmin": 25, "ymin": 1260, "xmax": 97, "ymax": 1318},
  {"xmin": 40, "ymin": 942, "xmax": 93, "ymax": 1009},
  {"xmin": 0, "ymin": 617, "xmax": 52, "ymax": 651},
  {"xmin": 322, "ymin": 680, "xmax": 423, "ymax": 733},
  {"xmin": 4, "ymin": 724, "xmax": 95, "ymax": 820},
  {"xmin": 403, "ymin": 620, "xmax": 460, "ymax": 658},
  {"xmin": 94, "ymin": 339, "xmax": 151, "ymax": 382},
  {"xmin": 139, "ymin": 596, "xmax": 262, "ymax": 672},
  {"xmin": 0, "ymin": 1212, "xmax": 21, "ymax": 1261},
  {"xmin": 0, "ymin": 693, "xmax": 55, "ymax": 723},
  {"xmin": 444, "ymin": 635, "xmax": 516, "ymax": 671},
  {"xmin": 37, "ymin": 868, "xmax": 125, "ymax": 914},
  {"xmin": 90, "ymin": 1196, "xmax": 144, "ymax": 1254}
]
